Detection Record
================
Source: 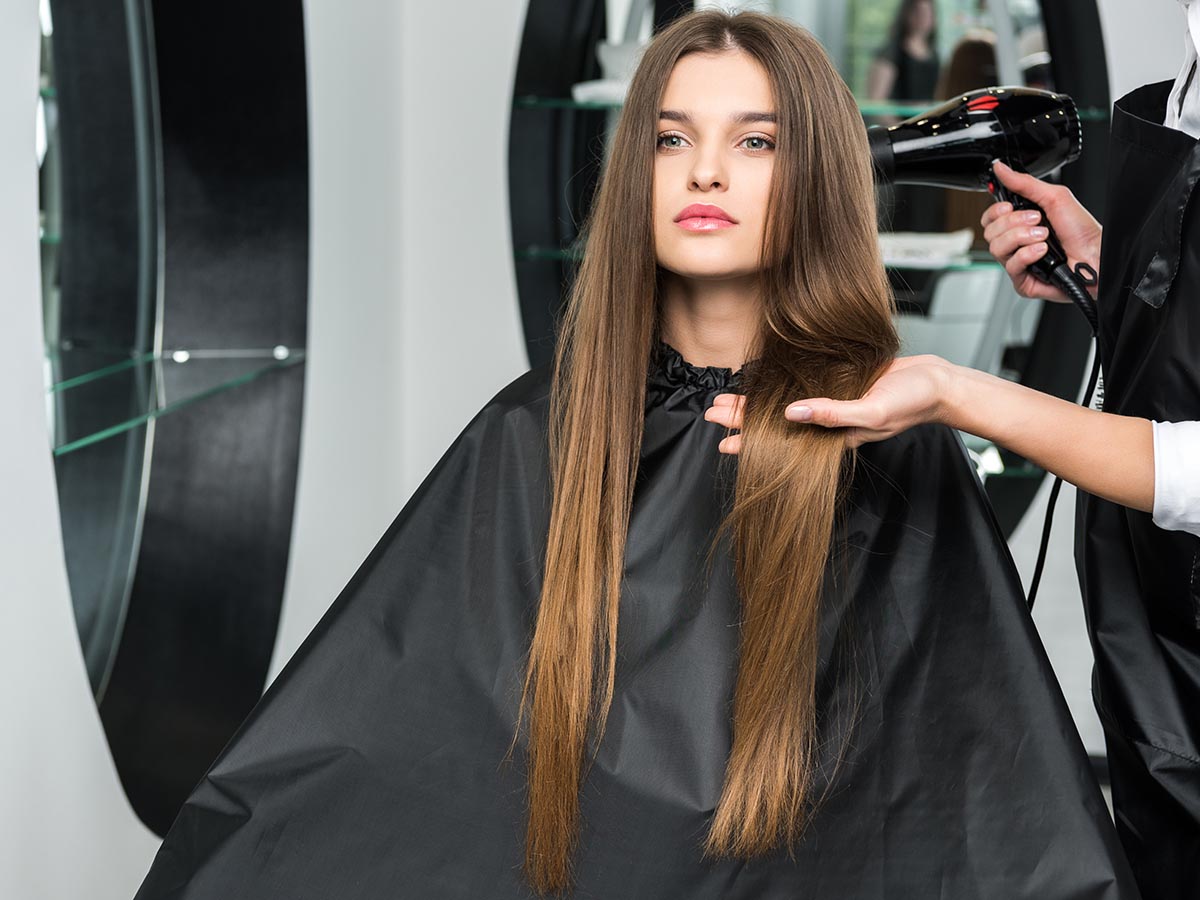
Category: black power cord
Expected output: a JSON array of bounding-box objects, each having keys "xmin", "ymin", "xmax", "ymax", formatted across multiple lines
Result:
[
  {"xmin": 1025, "ymin": 265, "xmax": 1101, "ymax": 611},
  {"xmin": 1050, "ymin": 263, "xmax": 1100, "ymax": 335}
]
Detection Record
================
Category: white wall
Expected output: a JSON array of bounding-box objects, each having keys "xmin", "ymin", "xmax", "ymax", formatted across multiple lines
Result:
[
  {"xmin": 269, "ymin": 0, "xmax": 408, "ymax": 676},
  {"xmin": 1097, "ymin": 0, "xmax": 1187, "ymax": 102},
  {"xmin": 395, "ymin": 1, "xmax": 530, "ymax": 497},
  {"xmin": 270, "ymin": 0, "xmax": 529, "ymax": 677}
]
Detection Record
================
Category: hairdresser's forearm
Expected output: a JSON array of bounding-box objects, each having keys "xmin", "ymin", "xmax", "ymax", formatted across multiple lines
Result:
[{"xmin": 939, "ymin": 364, "xmax": 1154, "ymax": 512}]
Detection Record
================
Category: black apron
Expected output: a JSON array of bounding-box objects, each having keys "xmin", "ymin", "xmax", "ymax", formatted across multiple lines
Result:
[
  {"xmin": 132, "ymin": 346, "xmax": 1139, "ymax": 899},
  {"xmin": 1076, "ymin": 80, "xmax": 1200, "ymax": 898}
]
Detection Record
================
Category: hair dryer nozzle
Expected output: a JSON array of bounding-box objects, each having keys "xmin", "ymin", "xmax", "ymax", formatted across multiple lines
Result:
[
  {"xmin": 868, "ymin": 87, "xmax": 1082, "ymax": 191},
  {"xmin": 868, "ymin": 126, "xmax": 896, "ymax": 184}
]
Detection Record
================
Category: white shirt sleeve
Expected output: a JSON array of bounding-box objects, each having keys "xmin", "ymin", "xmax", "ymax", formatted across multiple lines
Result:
[{"xmin": 1152, "ymin": 420, "xmax": 1200, "ymax": 537}]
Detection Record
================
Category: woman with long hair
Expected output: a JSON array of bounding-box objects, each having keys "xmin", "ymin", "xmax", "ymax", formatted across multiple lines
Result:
[
  {"xmin": 867, "ymin": 0, "xmax": 940, "ymax": 103},
  {"xmin": 867, "ymin": 0, "xmax": 943, "ymax": 234},
  {"xmin": 134, "ymin": 10, "xmax": 1135, "ymax": 899}
]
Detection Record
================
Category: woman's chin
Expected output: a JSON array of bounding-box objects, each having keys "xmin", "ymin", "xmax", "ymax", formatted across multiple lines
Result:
[{"xmin": 658, "ymin": 255, "xmax": 758, "ymax": 283}]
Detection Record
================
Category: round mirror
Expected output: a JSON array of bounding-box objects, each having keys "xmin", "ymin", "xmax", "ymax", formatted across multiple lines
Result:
[{"xmin": 38, "ymin": 0, "xmax": 311, "ymax": 835}]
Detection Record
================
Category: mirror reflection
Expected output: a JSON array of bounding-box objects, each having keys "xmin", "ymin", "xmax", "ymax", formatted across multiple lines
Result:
[
  {"xmin": 38, "ymin": 0, "xmax": 159, "ymax": 700},
  {"xmin": 865, "ymin": 0, "xmax": 943, "ymax": 105},
  {"xmin": 761, "ymin": 1, "xmax": 1056, "ymax": 480}
]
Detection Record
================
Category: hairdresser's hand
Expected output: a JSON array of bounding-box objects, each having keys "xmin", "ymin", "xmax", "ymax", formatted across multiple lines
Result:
[
  {"xmin": 705, "ymin": 356, "xmax": 954, "ymax": 452},
  {"xmin": 981, "ymin": 160, "xmax": 1102, "ymax": 303}
]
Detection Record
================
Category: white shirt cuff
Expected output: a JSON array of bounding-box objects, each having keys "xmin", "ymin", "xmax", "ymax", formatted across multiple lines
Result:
[{"xmin": 1152, "ymin": 419, "xmax": 1200, "ymax": 537}]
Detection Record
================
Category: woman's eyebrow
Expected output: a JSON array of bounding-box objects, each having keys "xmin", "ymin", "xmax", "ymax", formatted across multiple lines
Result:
[{"xmin": 658, "ymin": 109, "xmax": 778, "ymax": 126}]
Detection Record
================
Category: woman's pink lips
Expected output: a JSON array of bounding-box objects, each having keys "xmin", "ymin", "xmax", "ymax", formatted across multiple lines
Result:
[
  {"xmin": 674, "ymin": 203, "xmax": 736, "ymax": 231},
  {"xmin": 675, "ymin": 217, "xmax": 736, "ymax": 231},
  {"xmin": 674, "ymin": 204, "xmax": 737, "ymax": 231}
]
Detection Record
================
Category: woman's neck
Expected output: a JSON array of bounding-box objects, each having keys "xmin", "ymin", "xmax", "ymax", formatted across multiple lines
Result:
[
  {"xmin": 903, "ymin": 35, "xmax": 930, "ymax": 59},
  {"xmin": 658, "ymin": 272, "xmax": 760, "ymax": 371}
]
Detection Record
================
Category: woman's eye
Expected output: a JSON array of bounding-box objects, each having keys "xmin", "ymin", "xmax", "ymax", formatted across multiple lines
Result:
[
  {"xmin": 655, "ymin": 133, "xmax": 775, "ymax": 151},
  {"xmin": 741, "ymin": 135, "xmax": 776, "ymax": 151}
]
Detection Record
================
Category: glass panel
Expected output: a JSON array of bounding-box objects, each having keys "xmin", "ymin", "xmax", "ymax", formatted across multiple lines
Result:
[
  {"xmin": 963, "ymin": 433, "xmax": 1042, "ymax": 482},
  {"xmin": 39, "ymin": 0, "xmax": 160, "ymax": 698},
  {"xmin": 514, "ymin": 93, "xmax": 1106, "ymax": 119},
  {"xmin": 517, "ymin": 245, "xmax": 1002, "ymax": 270},
  {"xmin": 52, "ymin": 420, "xmax": 148, "ymax": 699},
  {"xmin": 514, "ymin": 244, "xmax": 580, "ymax": 262},
  {"xmin": 46, "ymin": 348, "xmax": 306, "ymax": 457}
]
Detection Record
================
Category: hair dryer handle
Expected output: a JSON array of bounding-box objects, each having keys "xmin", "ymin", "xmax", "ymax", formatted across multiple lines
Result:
[
  {"xmin": 985, "ymin": 168, "xmax": 1068, "ymax": 281},
  {"xmin": 986, "ymin": 163, "xmax": 1099, "ymax": 333}
]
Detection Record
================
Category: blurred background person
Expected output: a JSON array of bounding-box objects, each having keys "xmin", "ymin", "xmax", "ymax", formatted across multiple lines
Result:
[
  {"xmin": 869, "ymin": 0, "xmax": 942, "ymax": 233},
  {"xmin": 867, "ymin": 0, "xmax": 940, "ymax": 103}
]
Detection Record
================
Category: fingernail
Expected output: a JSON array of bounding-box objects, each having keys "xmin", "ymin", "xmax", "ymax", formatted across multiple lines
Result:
[
  {"xmin": 786, "ymin": 405, "xmax": 813, "ymax": 422},
  {"xmin": 1030, "ymin": 226, "xmax": 1048, "ymax": 239},
  {"xmin": 1023, "ymin": 211, "xmax": 1041, "ymax": 223}
]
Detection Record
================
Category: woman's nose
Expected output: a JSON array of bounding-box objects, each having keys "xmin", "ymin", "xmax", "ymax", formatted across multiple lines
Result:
[{"xmin": 689, "ymin": 147, "xmax": 726, "ymax": 191}]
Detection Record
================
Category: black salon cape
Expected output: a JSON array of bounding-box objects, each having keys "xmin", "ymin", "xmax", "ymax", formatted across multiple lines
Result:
[
  {"xmin": 135, "ymin": 346, "xmax": 1137, "ymax": 899},
  {"xmin": 1077, "ymin": 81, "xmax": 1200, "ymax": 899}
]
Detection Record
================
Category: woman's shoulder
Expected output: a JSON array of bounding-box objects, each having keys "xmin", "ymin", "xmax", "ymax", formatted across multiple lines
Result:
[
  {"xmin": 874, "ymin": 40, "xmax": 902, "ymax": 65},
  {"xmin": 416, "ymin": 367, "xmax": 553, "ymax": 473},
  {"xmin": 481, "ymin": 363, "xmax": 552, "ymax": 417},
  {"xmin": 454, "ymin": 363, "xmax": 553, "ymax": 445}
]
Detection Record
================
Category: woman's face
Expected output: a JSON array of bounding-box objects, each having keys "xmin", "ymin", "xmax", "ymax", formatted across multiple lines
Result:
[
  {"xmin": 652, "ymin": 50, "xmax": 777, "ymax": 284},
  {"xmin": 908, "ymin": 0, "xmax": 935, "ymax": 38}
]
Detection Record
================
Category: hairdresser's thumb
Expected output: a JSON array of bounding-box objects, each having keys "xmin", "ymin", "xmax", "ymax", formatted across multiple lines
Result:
[
  {"xmin": 991, "ymin": 160, "xmax": 1055, "ymax": 205},
  {"xmin": 784, "ymin": 399, "xmax": 857, "ymax": 429}
]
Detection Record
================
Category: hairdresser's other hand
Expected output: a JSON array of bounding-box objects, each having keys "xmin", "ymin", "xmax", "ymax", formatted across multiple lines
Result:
[
  {"xmin": 705, "ymin": 356, "xmax": 954, "ymax": 452},
  {"xmin": 981, "ymin": 160, "xmax": 1102, "ymax": 303}
]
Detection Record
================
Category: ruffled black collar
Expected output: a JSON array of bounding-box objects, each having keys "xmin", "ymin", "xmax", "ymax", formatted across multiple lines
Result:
[{"xmin": 651, "ymin": 340, "xmax": 745, "ymax": 392}]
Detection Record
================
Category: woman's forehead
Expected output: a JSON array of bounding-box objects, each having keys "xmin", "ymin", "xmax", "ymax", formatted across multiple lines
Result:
[{"xmin": 661, "ymin": 51, "xmax": 775, "ymax": 120}]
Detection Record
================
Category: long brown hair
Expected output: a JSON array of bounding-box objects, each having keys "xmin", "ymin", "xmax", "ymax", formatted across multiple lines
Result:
[{"xmin": 518, "ymin": 10, "xmax": 899, "ymax": 894}]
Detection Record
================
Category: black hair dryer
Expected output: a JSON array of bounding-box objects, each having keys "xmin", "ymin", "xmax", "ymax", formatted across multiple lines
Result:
[{"xmin": 868, "ymin": 86, "xmax": 1097, "ymax": 332}]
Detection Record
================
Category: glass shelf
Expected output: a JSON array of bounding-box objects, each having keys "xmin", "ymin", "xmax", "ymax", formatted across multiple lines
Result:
[
  {"xmin": 514, "ymin": 244, "xmax": 581, "ymax": 262},
  {"xmin": 45, "ymin": 347, "xmax": 306, "ymax": 456},
  {"xmin": 885, "ymin": 250, "xmax": 1002, "ymax": 272},
  {"xmin": 515, "ymin": 94, "xmax": 1109, "ymax": 122},
  {"xmin": 858, "ymin": 100, "xmax": 956, "ymax": 118},
  {"xmin": 514, "ymin": 95, "xmax": 620, "ymax": 112},
  {"xmin": 516, "ymin": 244, "xmax": 1002, "ymax": 272},
  {"xmin": 963, "ymin": 434, "xmax": 1044, "ymax": 482},
  {"xmin": 515, "ymin": 95, "xmax": 937, "ymax": 117}
]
